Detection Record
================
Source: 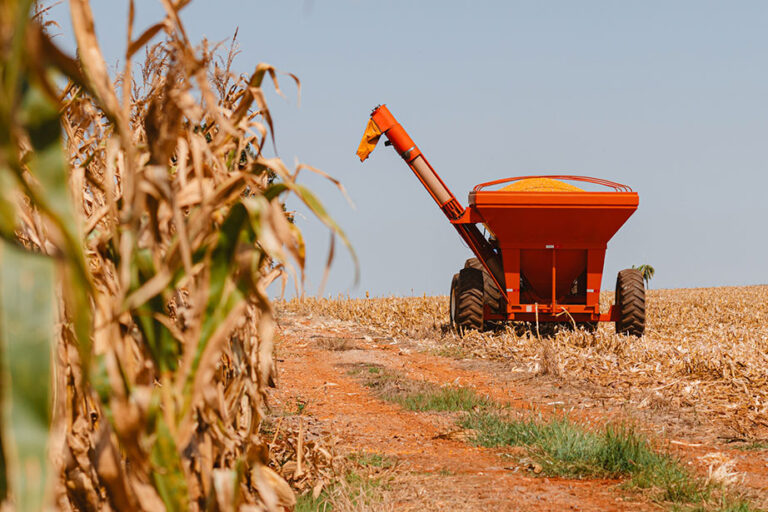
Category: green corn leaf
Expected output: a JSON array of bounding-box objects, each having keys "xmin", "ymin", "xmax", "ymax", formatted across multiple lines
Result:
[
  {"xmin": 263, "ymin": 182, "xmax": 288, "ymax": 201},
  {"xmin": 292, "ymin": 184, "xmax": 358, "ymax": 284},
  {"xmin": 20, "ymin": 84, "xmax": 70, "ymax": 216},
  {"xmin": 0, "ymin": 178, "xmax": 16, "ymax": 241},
  {"xmin": 0, "ymin": 0, "xmax": 35, "ymax": 123},
  {"xmin": 131, "ymin": 248, "xmax": 179, "ymax": 372},
  {"xmin": 19, "ymin": 82, "xmax": 93, "ymax": 376},
  {"xmin": 151, "ymin": 414, "xmax": 189, "ymax": 510},
  {"xmin": 0, "ymin": 242, "xmax": 54, "ymax": 510},
  {"xmin": 264, "ymin": 181, "xmax": 356, "ymax": 283},
  {"xmin": 182, "ymin": 203, "xmax": 250, "ymax": 407}
]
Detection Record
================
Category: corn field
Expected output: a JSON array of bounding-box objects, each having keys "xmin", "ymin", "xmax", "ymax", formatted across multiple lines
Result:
[
  {"xmin": 0, "ymin": 0, "xmax": 351, "ymax": 509},
  {"xmin": 281, "ymin": 286, "xmax": 768, "ymax": 440}
]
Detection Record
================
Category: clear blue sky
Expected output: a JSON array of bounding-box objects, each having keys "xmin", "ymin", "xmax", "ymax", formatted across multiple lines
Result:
[{"xmin": 49, "ymin": 1, "xmax": 768, "ymax": 296}]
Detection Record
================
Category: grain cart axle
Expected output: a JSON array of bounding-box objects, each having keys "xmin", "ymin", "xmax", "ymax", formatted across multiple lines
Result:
[{"xmin": 358, "ymin": 105, "xmax": 645, "ymax": 335}]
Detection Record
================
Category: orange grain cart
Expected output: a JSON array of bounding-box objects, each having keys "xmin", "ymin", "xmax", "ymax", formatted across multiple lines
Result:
[{"xmin": 358, "ymin": 105, "xmax": 645, "ymax": 335}]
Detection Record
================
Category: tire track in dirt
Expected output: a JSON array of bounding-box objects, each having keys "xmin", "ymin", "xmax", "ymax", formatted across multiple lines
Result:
[
  {"xmin": 340, "ymin": 330, "xmax": 768, "ymax": 497},
  {"xmin": 272, "ymin": 314, "xmax": 656, "ymax": 511}
]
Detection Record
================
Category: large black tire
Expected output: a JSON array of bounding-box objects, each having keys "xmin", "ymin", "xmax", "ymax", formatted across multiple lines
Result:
[
  {"xmin": 614, "ymin": 269, "xmax": 645, "ymax": 336},
  {"xmin": 454, "ymin": 267, "xmax": 484, "ymax": 333},
  {"xmin": 464, "ymin": 258, "xmax": 503, "ymax": 314}
]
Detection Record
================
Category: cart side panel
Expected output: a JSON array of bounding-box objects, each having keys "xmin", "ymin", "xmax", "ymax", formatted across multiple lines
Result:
[
  {"xmin": 469, "ymin": 191, "xmax": 639, "ymax": 247},
  {"xmin": 586, "ymin": 248, "xmax": 607, "ymax": 309},
  {"xmin": 518, "ymin": 249, "xmax": 587, "ymax": 303},
  {"xmin": 472, "ymin": 190, "xmax": 638, "ymax": 322}
]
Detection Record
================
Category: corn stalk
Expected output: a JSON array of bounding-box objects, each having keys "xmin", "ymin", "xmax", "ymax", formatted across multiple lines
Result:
[{"xmin": 0, "ymin": 0, "xmax": 353, "ymax": 509}]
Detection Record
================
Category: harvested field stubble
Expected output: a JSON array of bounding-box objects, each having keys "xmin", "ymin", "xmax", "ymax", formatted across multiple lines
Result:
[{"xmin": 281, "ymin": 286, "xmax": 768, "ymax": 438}]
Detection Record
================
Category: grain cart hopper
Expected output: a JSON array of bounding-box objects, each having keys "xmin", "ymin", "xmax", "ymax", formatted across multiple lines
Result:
[{"xmin": 357, "ymin": 105, "xmax": 645, "ymax": 335}]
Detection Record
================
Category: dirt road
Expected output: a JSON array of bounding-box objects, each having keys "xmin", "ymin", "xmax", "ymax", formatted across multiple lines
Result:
[{"xmin": 269, "ymin": 311, "xmax": 768, "ymax": 511}]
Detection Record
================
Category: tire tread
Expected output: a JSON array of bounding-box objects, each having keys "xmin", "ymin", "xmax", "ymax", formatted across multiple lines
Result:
[
  {"xmin": 455, "ymin": 267, "xmax": 484, "ymax": 333},
  {"xmin": 464, "ymin": 258, "xmax": 503, "ymax": 314},
  {"xmin": 615, "ymin": 269, "xmax": 645, "ymax": 336}
]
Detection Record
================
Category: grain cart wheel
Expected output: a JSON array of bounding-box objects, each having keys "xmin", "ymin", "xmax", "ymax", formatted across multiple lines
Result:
[
  {"xmin": 614, "ymin": 269, "xmax": 645, "ymax": 336},
  {"xmin": 454, "ymin": 267, "xmax": 484, "ymax": 333},
  {"xmin": 464, "ymin": 258, "xmax": 503, "ymax": 313},
  {"xmin": 449, "ymin": 273, "xmax": 459, "ymax": 329}
]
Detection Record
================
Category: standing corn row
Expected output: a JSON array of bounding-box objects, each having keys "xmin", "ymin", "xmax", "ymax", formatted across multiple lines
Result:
[{"xmin": 1, "ymin": 1, "xmax": 352, "ymax": 509}]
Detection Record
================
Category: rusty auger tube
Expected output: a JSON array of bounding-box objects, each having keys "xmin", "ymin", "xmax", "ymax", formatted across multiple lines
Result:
[
  {"xmin": 369, "ymin": 105, "xmax": 465, "ymax": 220},
  {"xmin": 363, "ymin": 104, "xmax": 506, "ymax": 302}
]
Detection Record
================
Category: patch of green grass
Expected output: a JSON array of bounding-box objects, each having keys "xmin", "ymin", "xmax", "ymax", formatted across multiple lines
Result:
[
  {"xmin": 432, "ymin": 344, "xmax": 467, "ymax": 359},
  {"xmin": 395, "ymin": 386, "xmax": 492, "ymax": 412},
  {"xmin": 295, "ymin": 397, "xmax": 309, "ymax": 415},
  {"xmin": 675, "ymin": 498, "xmax": 763, "ymax": 512},
  {"xmin": 343, "ymin": 470, "xmax": 390, "ymax": 504},
  {"xmin": 461, "ymin": 412, "xmax": 760, "ymax": 510},
  {"xmin": 627, "ymin": 455, "xmax": 708, "ymax": 504},
  {"xmin": 346, "ymin": 363, "xmax": 383, "ymax": 377},
  {"xmin": 714, "ymin": 501, "xmax": 761, "ymax": 512},
  {"xmin": 734, "ymin": 441, "xmax": 768, "ymax": 452},
  {"xmin": 345, "ymin": 365, "xmax": 760, "ymax": 511},
  {"xmin": 462, "ymin": 413, "xmax": 674, "ymax": 479},
  {"xmin": 349, "ymin": 364, "xmax": 490, "ymax": 412},
  {"xmin": 672, "ymin": 498, "xmax": 760, "ymax": 512},
  {"xmin": 294, "ymin": 469, "xmax": 390, "ymax": 512},
  {"xmin": 347, "ymin": 452, "xmax": 395, "ymax": 469},
  {"xmin": 295, "ymin": 492, "xmax": 330, "ymax": 512}
]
